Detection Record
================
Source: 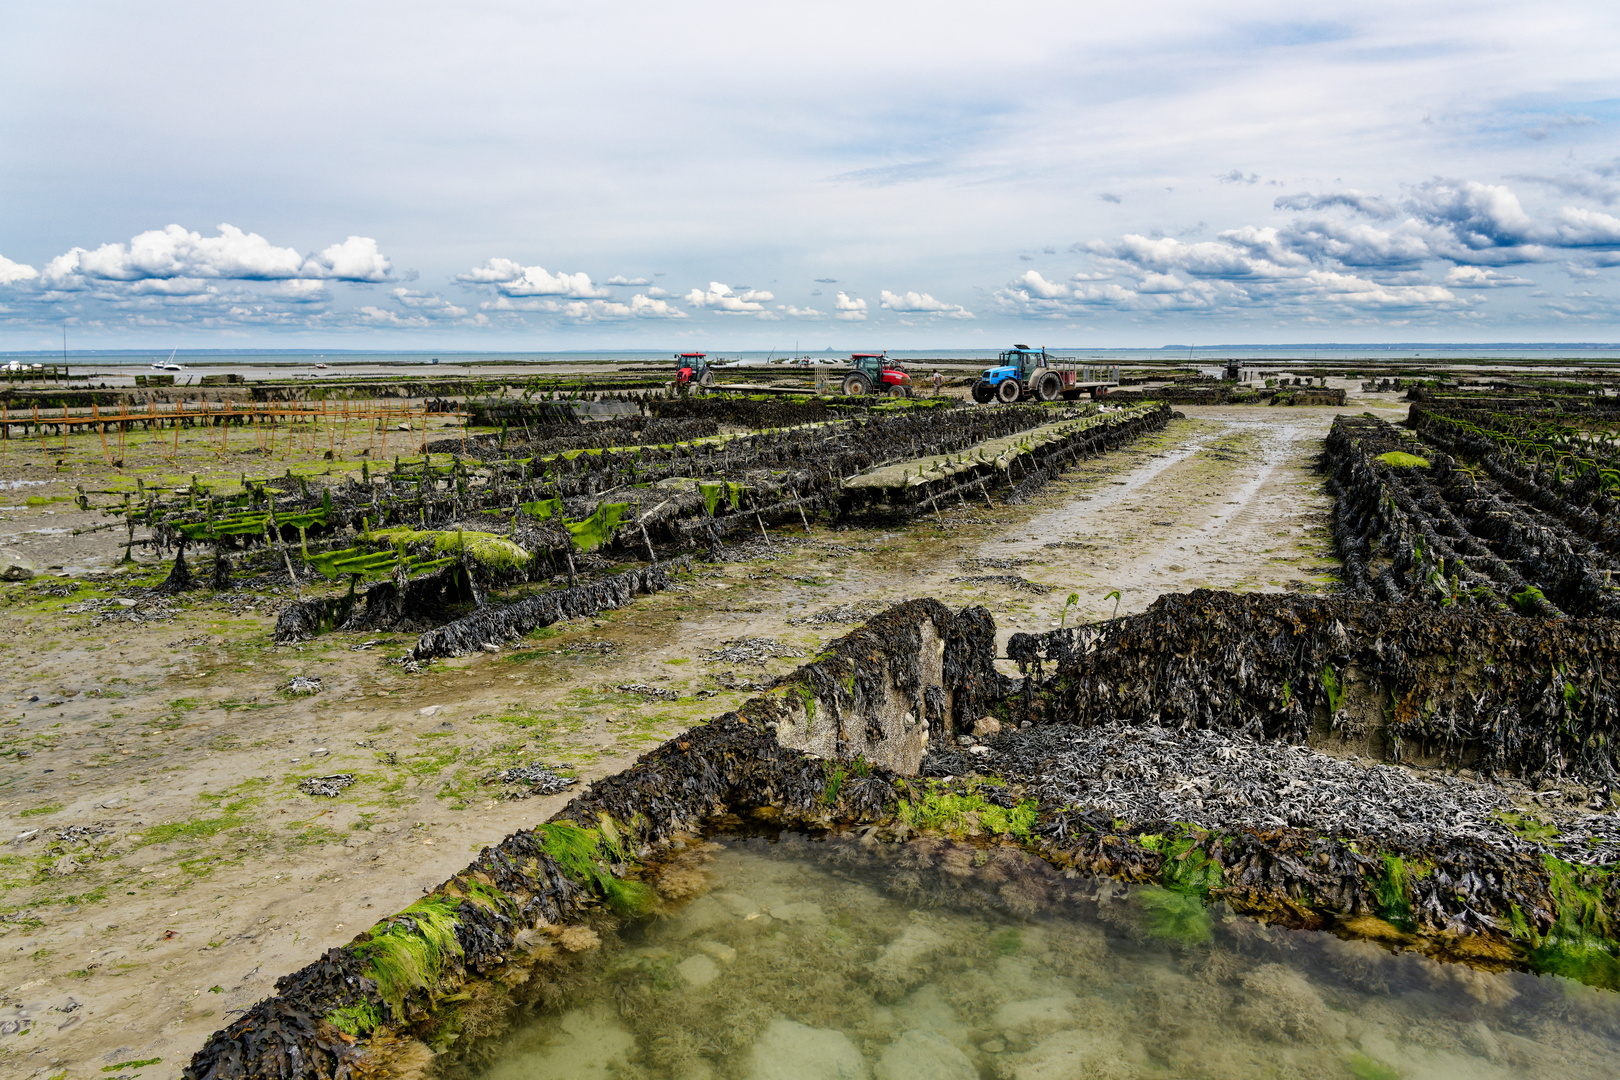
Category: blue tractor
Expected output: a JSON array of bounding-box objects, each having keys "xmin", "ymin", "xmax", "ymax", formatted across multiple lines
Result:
[{"xmin": 971, "ymin": 346, "xmax": 1119, "ymax": 404}]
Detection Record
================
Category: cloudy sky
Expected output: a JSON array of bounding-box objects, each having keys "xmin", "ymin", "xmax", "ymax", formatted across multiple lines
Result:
[{"xmin": 4, "ymin": 1, "xmax": 1620, "ymax": 350}]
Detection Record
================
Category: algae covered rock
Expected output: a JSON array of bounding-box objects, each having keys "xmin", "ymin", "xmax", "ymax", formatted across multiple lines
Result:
[
  {"xmin": 676, "ymin": 953, "xmax": 721, "ymax": 988},
  {"xmin": 874, "ymin": 1029, "xmax": 974, "ymax": 1080},
  {"xmin": 991, "ymin": 992, "xmax": 1078, "ymax": 1038},
  {"xmin": 0, "ymin": 548, "xmax": 35, "ymax": 581},
  {"xmin": 482, "ymin": 1005, "xmax": 633, "ymax": 1080},
  {"xmin": 998, "ymin": 1029, "xmax": 1140, "ymax": 1080},
  {"xmin": 1234, "ymin": 963, "xmax": 1332, "ymax": 1042},
  {"xmin": 747, "ymin": 1019, "xmax": 870, "ymax": 1080}
]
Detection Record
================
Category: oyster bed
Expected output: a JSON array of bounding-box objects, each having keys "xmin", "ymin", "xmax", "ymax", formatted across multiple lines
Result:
[{"xmin": 924, "ymin": 723, "xmax": 1620, "ymax": 865}]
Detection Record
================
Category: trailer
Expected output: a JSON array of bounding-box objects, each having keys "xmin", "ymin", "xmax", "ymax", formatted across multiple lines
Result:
[{"xmin": 971, "ymin": 346, "xmax": 1119, "ymax": 404}]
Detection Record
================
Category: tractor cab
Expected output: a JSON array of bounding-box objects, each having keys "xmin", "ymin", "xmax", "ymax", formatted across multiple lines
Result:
[
  {"xmin": 995, "ymin": 345, "xmax": 1050, "ymax": 379},
  {"xmin": 674, "ymin": 352, "xmax": 714, "ymax": 388},
  {"xmin": 840, "ymin": 352, "xmax": 913, "ymax": 397}
]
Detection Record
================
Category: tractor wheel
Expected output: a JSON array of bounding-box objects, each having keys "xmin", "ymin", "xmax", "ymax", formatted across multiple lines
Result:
[
  {"xmin": 996, "ymin": 379, "xmax": 1021, "ymax": 404},
  {"xmin": 1036, "ymin": 373, "xmax": 1061, "ymax": 401},
  {"xmin": 842, "ymin": 373, "xmax": 872, "ymax": 396},
  {"xmin": 699, "ymin": 369, "xmax": 716, "ymax": 387},
  {"xmin": 889, "ymin": 384, "xmax": 908, "ymax": 398},
  {"xmin": 971, "ymin": 382, "xmax": 993, "ymax": 404}
]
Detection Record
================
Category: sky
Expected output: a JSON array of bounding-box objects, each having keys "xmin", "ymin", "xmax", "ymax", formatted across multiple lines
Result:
[{"xmin": 4, "ymin": 1, "xmax": 1620, "ymax": 351}]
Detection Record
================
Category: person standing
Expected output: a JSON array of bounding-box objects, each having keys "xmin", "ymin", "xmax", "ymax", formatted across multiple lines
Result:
[{"xmin": 932, "ymin": 369, "xmax": 943, "ymax": 396}]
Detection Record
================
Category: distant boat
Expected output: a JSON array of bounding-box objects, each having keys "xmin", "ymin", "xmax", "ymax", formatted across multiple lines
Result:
[
  {"xmin": 314, "ymin": 363, "xmax": 328, "ymax": 369},
  {"xmin": 152, "ymin": 347, "xmax": 184, "ymax": 372}
]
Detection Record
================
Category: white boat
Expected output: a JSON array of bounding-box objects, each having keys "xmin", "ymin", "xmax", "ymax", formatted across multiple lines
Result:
[{"xmin": 152, "ymin": 347, "xmax": 185, "ymax": 372}]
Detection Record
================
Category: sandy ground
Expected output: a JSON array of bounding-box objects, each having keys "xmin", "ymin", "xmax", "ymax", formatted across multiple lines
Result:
[{"xmin": 0, "ymin": 395, "xmax": 1410, "ymax": 1080}]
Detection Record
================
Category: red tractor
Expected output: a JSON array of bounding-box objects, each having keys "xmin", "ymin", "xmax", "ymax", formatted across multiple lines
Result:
[
  {"xmin": 840, "ymin": 352, "xmax": 913, "ymax": 397},
  {"xmin": 674, "ymin": 352, "xmax": 716, "ymax": 388}
]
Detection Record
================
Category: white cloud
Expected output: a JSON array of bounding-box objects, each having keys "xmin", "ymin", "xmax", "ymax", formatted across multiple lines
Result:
[
  {"xmin": 302, "ymin": 235, "xmax": 391, "ymax": 281},
  {"xmin": 1445, "ymin": 266, "xmax": 1533, "ymax": 287},
  {"xmin": 0, "ymin": 254, "xmax": 39, "ymax": 285},
  {"xmin": 457, "ymin": 258, "xmax": 608, "ymax": 298},
  {"xmin": 834, "ymin": 292, "xmax": 867, "ymax": 321},
  {"xmin": 879, "ymin": 289, "xmax": 973, "ymax": 318},
  {"xmin": 356, "ymin": 305, "xmax": 430, "ymax": 328},
  {"xmin": 1273, "ymin": 191, "xmax": 1397, "ymax": 219},
  {"xmin": 1406, "ymin": 180, "xmax": 1542, "ymax": 260},
  {"xmin": 392, "ymin": 288, "xmax": 468, "ymax": 318},
  {"xmin": 483, "ymin": 292, "xmax": 685, "ymax": 320},
  {"xmin": 273, "ymin": 279, "xmax": 330, "ymax": 303},
  {"xmin": 605, "ymin": 275, "xmax": 651, "ymax": 286},
  {"xmin": 684, "ymin": 281, "xmax": 773, "ymax": 313},
  {"xmin": 1549, "ymin": 206, "xmax": 1620, "ymax": 247},
  {"xmin": 1015, "ymin": 270, "xmax": 1069, "ymax": 298},
  {"xmin": 775, "ymin": 304, "xmax": 824, "ymax": 317},
  {"xmin": 32, "ymin": 224, "xmax": 390, "ymax": 286},
  {"xmin": 626, "ymin": 294, "xmax": 686, "ymax": 318}
]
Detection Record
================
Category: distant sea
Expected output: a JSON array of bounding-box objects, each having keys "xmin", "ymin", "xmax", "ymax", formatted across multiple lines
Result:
[{"xmin": 7, "ymin": 344, "xmax": 1620, "ymax": 367}]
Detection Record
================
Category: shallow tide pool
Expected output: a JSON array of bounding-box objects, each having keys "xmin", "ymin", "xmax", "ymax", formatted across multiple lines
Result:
[{"xmin": 473, "ymin": 833, "xmax": 1619, "ymax": 1080}]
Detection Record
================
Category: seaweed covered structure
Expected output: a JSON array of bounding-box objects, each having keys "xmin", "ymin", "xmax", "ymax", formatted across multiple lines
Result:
[
  {"xmin": 1007, "ymin": 590, "xmax": 1620, "ymax": 784},
  {"xmin": 185, "ymin": 598, "xmax": 1620, "ymax": 1080},
  {"xmin": 1326, "ymin": 412, "xmax": 1620, "ymax": 616}
]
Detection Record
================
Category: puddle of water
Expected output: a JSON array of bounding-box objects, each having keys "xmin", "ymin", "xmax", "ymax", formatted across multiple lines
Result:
[
  {"xmin": 474, "ymin": 833, "xmax": 1619, "ymax": 1080},
  {"xmin": 0, "ymin": 479, "xmax": 49, "ymax": 490}
]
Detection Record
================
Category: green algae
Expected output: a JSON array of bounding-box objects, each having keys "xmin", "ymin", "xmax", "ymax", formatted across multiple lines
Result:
[
  {"xmin": 1376, "ymin": 451, "xmax": 1430, "ymax": 469},
  {"xmin": 895, "ymin": 783, "xmax": 1037, "ymax": 839},
  {"xmin": 348, "ymin": 894, "xmax": 465, "ymax": 1022},
  {"xmin": 1529, "ymin": 854, "xmax": 1620, "ymax": 990},
  {"xmin": 1372, "ymin": 854, "xmax": 1417, "ymax": 933},
  {"xmin": 1135, "ymin": 886, "xmax": 1213, "ymax": 947},
  {"xmin": 1347, "ymin": 1053, "xmax": 1403, "ymax": 1080},
  {"xmin": 537, "ymin": 821, "xmax": 656, "ymax": 917}
]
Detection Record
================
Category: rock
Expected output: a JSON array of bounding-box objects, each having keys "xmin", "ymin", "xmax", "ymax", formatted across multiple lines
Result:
[
  {"xmin": 676, "ymin": 954, "xmax": 720, "ymax": 988},
  {"xmin": 1234, "ymin": 963, "xmax": 1329, "ymax": 1042},
  {"xmin": 969, "ymin": 745, "xmax": 992, "ymax": 756},
  {"xmin": 668, "ymin": 895, "xmax": 728, "ymax": 938},
  {"xmin": 767, "ymin": 901, "xmax": 825, "ymax": 924},
  {"xmin": 992, "ymin": 993, "xmax": 1077, "ymax": 1037},
  {"xmin": 874, "ymin": 1030, "xmax": 974, "ymax": 1080},
  {"xmin": 98, "ymin": 798, "xmax": 126, "ymax": 810},
  {"xmin": 1001, "ymin": 1030, "xmax": 1137, "ymax": 1080},
  {"xmin": 115, "ymin": 598, "xmax": 138, "ymax": 608},
  {"xmin": 973, "ymin": 716, "xmax": 1003, "ymax": 738},
  {"xmin": 712, "ymin": 892, "xmax": 761, "ymax": 918},
  {"xmin": 1, "ymin": 549, "xmax": 37, "ymax": 581},
  {"xmin": 48, "ymin": 856, "xmax": 81, "ymax": 876},
  {"xmin": 482, "ymin": 643, "xmax": 501, "ymax": 653},
  {"xmin": 483, "ymin": 1005, "xmax": 632, "ymax": 1080},
  {"xmin": 869, "ymin": 924, "xmax": 945, "ymax": 991},
  {"xmin": 695, "ymin": 940, "xmax": 737, "ymax": 963},
  {"xmin": 418, "ymin": 705, "xmax": 444, "ymax": 717},
  {"xmin": 746, "ymin": 1019, "xmax": 870, "ymax": 1080}
]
